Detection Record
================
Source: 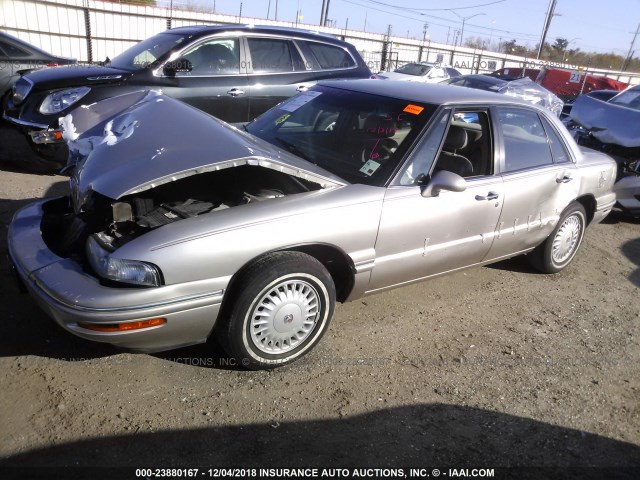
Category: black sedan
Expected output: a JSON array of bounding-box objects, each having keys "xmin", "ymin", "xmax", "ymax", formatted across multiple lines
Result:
[
  {"xmin": 2, "ymin": 24, "xmax": 372, "ymax": 169},
  {"xmin": 0, "ymin": 31, "xmax": 75, "ymax": 100}
]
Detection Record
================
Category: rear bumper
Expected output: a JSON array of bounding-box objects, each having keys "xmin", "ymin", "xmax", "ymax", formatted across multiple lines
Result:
[
  {"xmin": 592, "ymin": 192, "xmax": 617, "ymax": 224},
  {"xmin": 8, "ymin": 199, "xmax": 225, "ymax": 352}
]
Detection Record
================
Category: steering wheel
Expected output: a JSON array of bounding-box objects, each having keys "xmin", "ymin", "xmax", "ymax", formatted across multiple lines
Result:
[{"xmin": 360, "ymin": 138, "xmax": 398, "ymax": 164}]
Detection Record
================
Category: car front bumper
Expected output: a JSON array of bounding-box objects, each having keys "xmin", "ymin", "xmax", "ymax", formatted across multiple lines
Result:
[
  {"xmin": 8, "ymin": 199, "xmax": 225, "ymax": 352},
  {"xmin": 1, "ymin": 114, "xmax": 67, "ymax": 168}
]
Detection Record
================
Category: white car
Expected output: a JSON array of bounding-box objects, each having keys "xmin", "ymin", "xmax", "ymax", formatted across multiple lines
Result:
[{"xmin": 377, "ymin": 62, "xmax": 461, "ymax": 83}]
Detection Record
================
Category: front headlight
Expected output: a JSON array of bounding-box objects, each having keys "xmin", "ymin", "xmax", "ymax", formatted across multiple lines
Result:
[
  {"xmin": 86, "ymin": 235, "xmax": 162, "ymax": 287},
  {"xmin": 39, "ymin": 86, "xmax": 91, "ymax": 114}
]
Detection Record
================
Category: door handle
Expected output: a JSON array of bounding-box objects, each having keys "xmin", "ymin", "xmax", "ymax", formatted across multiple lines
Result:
[
  {"xmin": 475, "ymin": 191, "xmax": 499, "ymax": 201},
  {"xmin": 556, "ymin": 175, "xmax": 573, "ymax": 183},
  {"xmin": 296, "ymin": 85, "xmax": 309, "ymax": 92},
  {"xmin": 227, "ymin": 88, "xmax": 245, "ymax": 97}
]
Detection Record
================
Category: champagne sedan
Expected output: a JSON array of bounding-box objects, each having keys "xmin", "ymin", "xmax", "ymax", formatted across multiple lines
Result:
[{"xmin": 8, "ymin": 80, "xmax": 617, "ymax": 369}]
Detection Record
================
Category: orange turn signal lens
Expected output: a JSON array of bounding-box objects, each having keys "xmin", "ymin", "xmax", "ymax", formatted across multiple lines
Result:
[{"xmin": 78, "ymin": 318, "xmax": 166, "ymax": 332}]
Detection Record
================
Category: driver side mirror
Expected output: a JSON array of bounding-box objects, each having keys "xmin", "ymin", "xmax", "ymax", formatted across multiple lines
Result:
[
  {"xmin": 421, "ymin": 170, "xmax": 467, "ymax": 197},
  {"xmin": 163, "ymin": 58, "xmax": 193, "ymax": 76}
]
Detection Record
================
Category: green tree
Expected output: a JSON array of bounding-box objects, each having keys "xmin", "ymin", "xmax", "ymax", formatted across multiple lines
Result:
[
  {"xmin": 551, "ymin": 38, "xmax": 569, "ymax": 52},
  {"xmin": 502, "ymin": 39, "xmax": 528, "ymax": 56}
]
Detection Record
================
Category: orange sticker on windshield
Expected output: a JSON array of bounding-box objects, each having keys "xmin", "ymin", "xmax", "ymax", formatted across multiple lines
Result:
[{"xmin": 403, "ymin": 104, "xmax": 424, "ymax": 115}]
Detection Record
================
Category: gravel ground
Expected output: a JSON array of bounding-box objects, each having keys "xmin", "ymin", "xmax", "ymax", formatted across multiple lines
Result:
[{"xmin": 0, "ymin": 164, "xmax": 639, "ymax": 478}]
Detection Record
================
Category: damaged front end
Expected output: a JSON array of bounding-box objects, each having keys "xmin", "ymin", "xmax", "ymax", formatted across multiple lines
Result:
[
  {"xmin": 567, "ymin": 90, "xmax": 640, "ymax": 216},
  {"xmin": 44, "ymin": 90, "xmax": 344, "ymax": 285}
]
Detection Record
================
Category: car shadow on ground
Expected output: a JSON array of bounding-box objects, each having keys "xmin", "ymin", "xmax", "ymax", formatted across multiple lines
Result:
[
  {"xmin": 1, "ymin": 404, "xmax": 638, "ymax": 479},
  {"xmin": 601, "ymin": 211, "xmax": 640, "ymax": 226},
  {"xmin": 621, "ymin": 238, "xmax": 640, "ymax": 288},
  {"xmin": 484, "ymin": 254, "xmax": 540, "ymax": 274}
]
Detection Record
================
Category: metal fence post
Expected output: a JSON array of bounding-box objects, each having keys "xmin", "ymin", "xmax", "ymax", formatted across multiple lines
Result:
[
  {"xmin": 83, "ymin": 1, "xmax": 93, "ymax": 63},
  {"xmin": 380, "ymin": 41, "xmax": 388, "ymax": 72}
]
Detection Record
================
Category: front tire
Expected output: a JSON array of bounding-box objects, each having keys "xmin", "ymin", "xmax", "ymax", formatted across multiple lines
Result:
[
  {"xmin": 529, "ymin": 202, "xmax": 587, "ymax": 273},
  {"xmin": 219, "ymin": 252, "xmax": 335, "ymax": 370}
]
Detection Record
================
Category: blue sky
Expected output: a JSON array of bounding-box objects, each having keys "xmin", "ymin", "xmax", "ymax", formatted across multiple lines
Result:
[{"xmin": 188, "ymin": 0, "xmax": 640, "ymax": 56}]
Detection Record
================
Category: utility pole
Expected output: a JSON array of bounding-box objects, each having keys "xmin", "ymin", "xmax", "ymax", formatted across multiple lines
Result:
[
  {"xmin": 267, "ymin": 0, "xmax": 271, "ymax": 19},
  {"xmin": 381, "ymin": 24, "xmax": 392, "ymax": 72},
  {"xmin": 239, "ymin": 2, "xmax": 242, "ymax": 21},
  {"xmin": 275, "ymin": 0, "xmax": 278, "ymax": 20},
  {"xmin": 323, "ymin": 0, "xmax": 331, "ymax": 27},
  {"xmin": 364, "ymin": 10, "xmax": 368, "ymax": 32},
  {"xmin": 536, "ymin": 0, "xmax": 557, "ymax": 59},
  {"xmin": 418, "ymin": 23, "xmax": 428, "ymax": 62},
  {"xmin": 446, "ymin": 27, "xmax": 451, "ymax": 45},
  {"xmin": 623, "ymin": 23, "xmax": 640, "ymax": 71},
  {"xmin": 320, "ymin": 0, "xmax": 326, "ymax": 26}
]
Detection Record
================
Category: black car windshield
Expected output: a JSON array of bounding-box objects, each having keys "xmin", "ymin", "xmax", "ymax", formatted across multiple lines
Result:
[
  {"xmin": 246, "ymin": 85, "xmax": 436, "ymax": 186},
  {"xmin": 395, "ymin": 63, "xmax": 432, "ymax": 76},
  {"xmin": 109, "ymin": 32, "xmax": 189, "ymax": 70}
]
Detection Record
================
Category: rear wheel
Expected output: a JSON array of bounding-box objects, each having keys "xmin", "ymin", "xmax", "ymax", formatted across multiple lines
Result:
[
  {"xmin": 528, "ymin": 202, "xmax": 586, "ymax": 273},
  {"xmin": 219, "ymin": 252, "xmax": 335, "ymax": 370}
]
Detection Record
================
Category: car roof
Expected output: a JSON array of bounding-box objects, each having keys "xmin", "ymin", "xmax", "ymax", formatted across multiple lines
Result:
[
  {"xmin": 457, "ymin": 74, "xmax": 506, "ymax": 86},
  {"xmin": 166, "ymin": 24, "xmax": 340, "ymax": 42},
  {"xmin": 318, "ymin": 79, "xmax": 535, "ymax": 108}
]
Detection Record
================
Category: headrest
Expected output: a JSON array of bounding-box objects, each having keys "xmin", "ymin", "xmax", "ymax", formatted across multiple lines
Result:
[
  {"xmin": 364, "ymin": 115, "xmax": 397, "ymax": 138},
  {"xmin": 444, "ymin": 125, "xmax": 468, "ymax": 150}
]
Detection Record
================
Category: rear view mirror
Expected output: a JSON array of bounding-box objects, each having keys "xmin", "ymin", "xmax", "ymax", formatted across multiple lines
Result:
[
  {"xmin": 163, "ymin": 58, "xmax": 193, "ymax": 76},
  {"xmin": 421, "ymin": 170, "xmax": 467, "ymax": 197}
]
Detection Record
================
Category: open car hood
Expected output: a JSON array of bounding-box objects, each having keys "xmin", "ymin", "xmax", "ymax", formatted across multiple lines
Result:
[
  {"xmin": 569, "ymin": 94, "xmax": 640, "ymax": 148},
  {"xmin": 60, "ymin": 90, "xmax": 346, "ymax": 208}
]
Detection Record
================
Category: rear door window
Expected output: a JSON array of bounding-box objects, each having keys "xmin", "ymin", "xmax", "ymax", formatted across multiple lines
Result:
[
  {"xmin": 498, "ymin": 107, "xmax": 553, "ymax": 172},
  {"xmin": 540, "ymin": 116, "xmax": 571, "ymax": 163},
  {"xmin": 0, "ymin": 39, "xmax": 29, "ymax": 57},
  {"xmin": 297, "ymin": 41, "xmax": 355, "ymax": 70},
  {"xmin": 247, "ymin": 38, "xmax": 303, "ymax": 73}
]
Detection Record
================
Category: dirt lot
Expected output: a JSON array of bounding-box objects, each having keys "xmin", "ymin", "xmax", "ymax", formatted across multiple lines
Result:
[{"xmin": 0, "ymin": 163, "xmax": 639, "ymax": 478}]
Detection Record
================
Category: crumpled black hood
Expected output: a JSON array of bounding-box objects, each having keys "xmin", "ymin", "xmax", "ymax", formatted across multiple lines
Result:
[{"xmin": 570, "ymin": 94, "xmax": 640, "ymax": 148}]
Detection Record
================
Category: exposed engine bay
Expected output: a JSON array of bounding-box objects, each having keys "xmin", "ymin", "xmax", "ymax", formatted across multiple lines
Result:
[{"xmin": 42, "ymin": 165, "xmax": 321, "ymax": 262}]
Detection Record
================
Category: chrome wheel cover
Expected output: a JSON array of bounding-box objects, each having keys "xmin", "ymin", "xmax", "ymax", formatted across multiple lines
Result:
[
  {"xmin": 552, "ymin": 214, "xmax": 582, "ymax": 264},
  {"xmin": 249, "ymin": 279, "xmax": 321, "ymax": 354}
]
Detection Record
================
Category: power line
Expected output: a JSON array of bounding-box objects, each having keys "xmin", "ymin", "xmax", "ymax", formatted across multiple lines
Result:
[
  {"xmin": 359, "ymin": 0, "xmax": 506, "ymax": 11},
  {"xmin": 341, "ymin": 0, "xmax": 539, "ymax": 42}
]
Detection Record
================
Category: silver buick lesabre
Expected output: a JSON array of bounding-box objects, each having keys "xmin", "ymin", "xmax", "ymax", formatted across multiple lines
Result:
[{"xmin": 8, "ymin": 80, "xmax": 617, "ymax": 369}]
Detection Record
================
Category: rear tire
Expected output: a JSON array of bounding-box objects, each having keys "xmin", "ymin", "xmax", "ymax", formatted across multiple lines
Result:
[
  {"xmin": 528, "ymin": 202, "xmax": 587, "ymax": 273},
  {"xmin": 218, "ymin": 252, "xmax": 335, "ymax": 370}
]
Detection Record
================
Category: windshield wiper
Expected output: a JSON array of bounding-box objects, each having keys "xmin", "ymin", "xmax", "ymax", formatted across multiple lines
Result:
[{"xmin": 274, "ymin": 137, "xmax": 312, "ymax": 162}]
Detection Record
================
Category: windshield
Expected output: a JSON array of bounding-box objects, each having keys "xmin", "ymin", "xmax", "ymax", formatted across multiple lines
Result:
[
  {"xmin": 395, "ymin": 63, "xmax": 432, "ymax": 76},
  {"xmin": 608, "ymin": 86, "xmax": 640, "ymax": 111},
  {"xmin": 109, "ymin": 32, "xmax": 190, "ymax": 70},
  {"xmin": 246, "ymin": 85, "xmax": 436, "ymax": 186}
]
